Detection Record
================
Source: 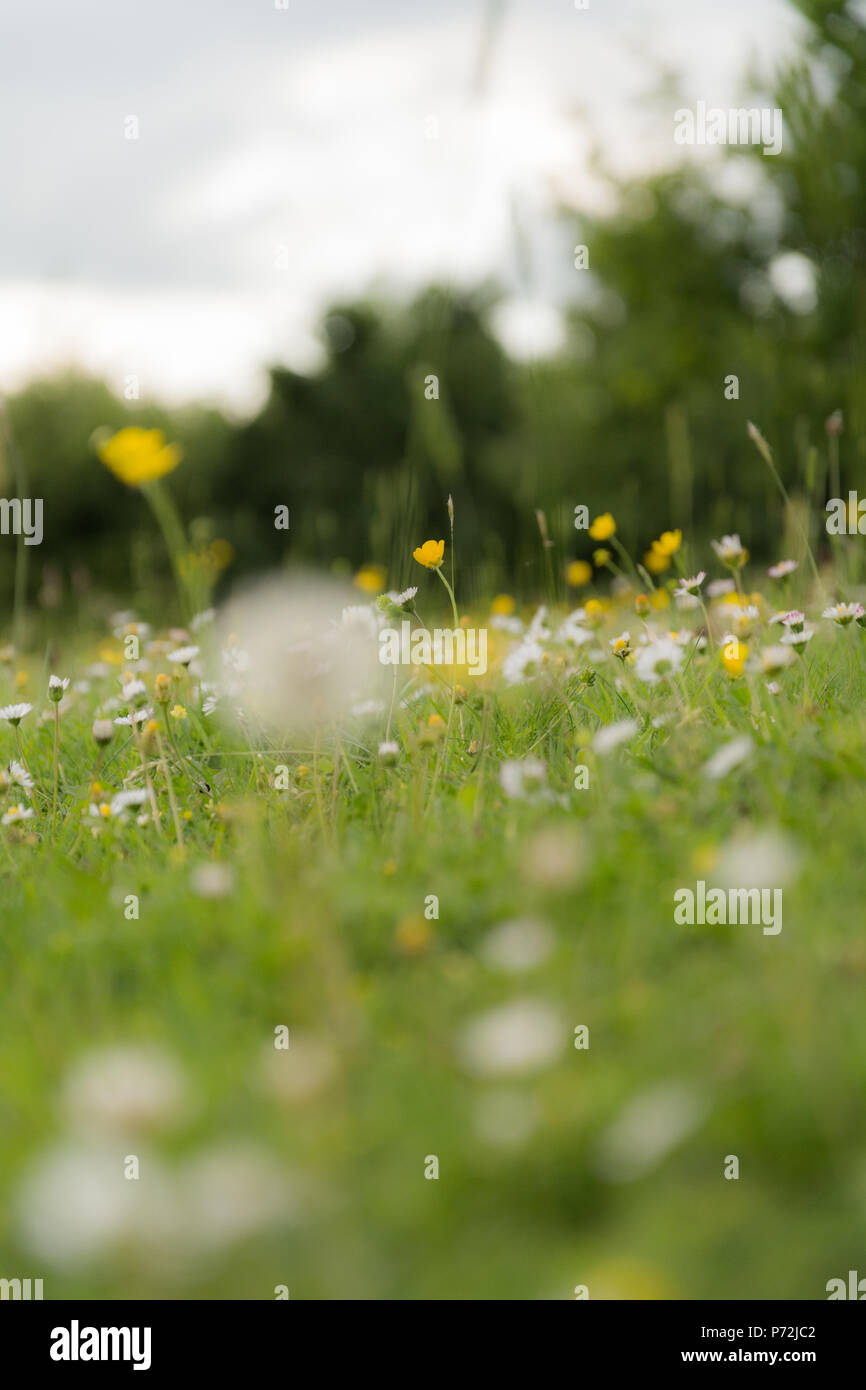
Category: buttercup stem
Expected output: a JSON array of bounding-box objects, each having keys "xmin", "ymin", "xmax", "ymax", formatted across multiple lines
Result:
[{"xmin": 435, "ymin": 567, "xmax": 459, "ymax": 627}]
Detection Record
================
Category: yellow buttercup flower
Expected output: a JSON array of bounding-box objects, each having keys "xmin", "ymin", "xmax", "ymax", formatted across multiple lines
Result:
[
  {"xmin": 593, "ymin": 548, "xmax": 611, "ymax": 566},
  {"xmin": 413, "ymin": 539, "xmax": 445, "ymax": 569},
  {"xmin": 644, "ymin": 549, "xmax": 670, "ymax": 575},
  {"xmin": 491, "ymin": 593, "xmax": 515, "ymax": 615},
  {"xmin": 654, "ymin": 529, "xmax": 682, "ymax": 557},
  {"xmin": 721, "ymin": 638, "xmax": 748, "ymax": 677},
  {"xmin": 589, "ymin": 512, "xmax": 616, "ymax": 541},
  {"xmin": 354, "ymin": 564, "xmax": 387, "ymax": 594},
  {"xmin": 584, "ymin": 597, "xmax": 609, "ymax": 627},
  {"xmin": 98, "ymin": 427, "xmax": 184, "ymax": 487},
  {"xmin": 566, "ymin": 559, "xmax": 592, "ymax": 588}
]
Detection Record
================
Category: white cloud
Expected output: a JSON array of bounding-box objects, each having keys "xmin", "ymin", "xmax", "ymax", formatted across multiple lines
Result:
[{"xmin": 0, "ymin": 0, "xmax": 803, "ymax": 408}]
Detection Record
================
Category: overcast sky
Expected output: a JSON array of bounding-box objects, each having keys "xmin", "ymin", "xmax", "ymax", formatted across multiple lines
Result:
[{"xmin": 0, "ymin": 0, "xmax": 802, "ymax": 413}]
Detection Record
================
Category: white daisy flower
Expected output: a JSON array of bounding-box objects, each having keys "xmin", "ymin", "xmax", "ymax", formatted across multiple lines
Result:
[
  {"xmin": 771, "ymin": 609, "xmax": 806, "ymax": 631},
  {"xmin": 120, "ymin": 678, "xmax": 147, "ymax": 704},
  {"xmin": 592, "ymin": 1082, "xmax": 706, "ymax": 1182},
  {"xmin": 63, "ymin": 1046, "xmax": 186, "ymax": 1134},
  {"xmin": 502, "ymin": 640, "xmax": 545, "ymax": 685},
  {"xmin": 191, "ymin": 864, "xmax": 234, "ymax": 899},
  {"xmin": 2, "ymin": 802, "xmax": 34, "ymax": 825},
  {"xmin": 190, "ymin": 609, "xmax": 216, "ymax": 630},
  {"xmin": 609, "ymin": 632, "xmax": 631, "ymax": 659},
  {"xmin": 114, "ymin": 708, "xmax": 153, "ymax": 727},
  {"xmin": 12, "ymin": 1139, "xmax": 171, "ymax": 1265},
  {"xmin": 458, "ymin": 999, "xmax": 564, "ymax": 1077},
  {"xmin": 526, "ymin": 605, "xmax": 553, "ymax": 642},
  {"xmin": 593, "ymin": 719, "xmax": 639, "ymax": 754},
  {"xmin": 703, "ymin": 735, "xmax": 753, "ymax": 781},
  {"xmin": 179, "ymin": 1142, "xmax": 291, "ymax": 1251},
  {"xmin": 48, "ymin": 674, "xmax": 71, "ymax": 702},
  {"xmin": 340, "ymin": 605, "xmax": 381, "ymax": 638},
  {"xmin": 760, "ymin": 645, "xmax": 794, "ymax": 674},
  {"xmin": 9, "ymin": 760, "xmax": 34, "ymax": 795},
  {"xmin": 711, "ymin": 533, "xmax": 748, "ymax": 567},
  {"xmin": 378, "ymin": 741, "xmax": 400, "ymax": 764},
  {"xmin": 390, "ymin": 587, "xmax": 418, "ymax": 608},
  {"xmin": 111, "ymin": 790, "xmax": 148, "ymax": 815},
  {"xmin": 89, "ymin": 789, "xmax": 149, "ymax": 820},
  {"xmin": 479, "ymin": 918, "xmax": 555, "ymax": 973},
  {"xmin": 0, "ymin": 703, "xmax": 33, "ymax": 726},
  {"xmin": 779, "ymin": 627, "xmax": 814, "ymax": 648},
  {"xmin": 499, "ymin": 757, "xmax": 550, "ymax": 802},
  {"xmin": 707, "ymin": 578, "xmax": 735, "ymax": 598},
  {"xmin": 766, "ymin": 680, "xmax": 782, "ymax": 695},
  {"xmin": 633, "ymin": 635, "xmax": 684, "ymax": 685},
  {"xmin": 557, "ymin": 611, "xmax": 593, "ymax": 647},
  {"xmin": 822, "ymin": 601, "xmax": 864, "ymax": 627},
  {"xmin": 714, "ymin": 826, "xmax": 799, "ymax": 890},
  {"xmin": 674, "ymin": 572, "xmax": 706, "ymax": 597},
  {"xmin": 768, "ymin": 559, "xmax": 798, "ymax": 579},
  {"xmin": 166, "ymin": 645, "xmax": 200, "ymax": 666}
]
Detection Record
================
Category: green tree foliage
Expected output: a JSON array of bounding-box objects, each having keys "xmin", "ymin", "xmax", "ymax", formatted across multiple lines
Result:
[{"xmin": 3, "ymin": 1, "xmax": 864, "ymax": 605}]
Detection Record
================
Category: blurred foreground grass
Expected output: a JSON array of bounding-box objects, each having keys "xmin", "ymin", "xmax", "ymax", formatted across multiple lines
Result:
[{"xmin": 1, "ymin": 518, "xmax": 866, "ymax": 1300}]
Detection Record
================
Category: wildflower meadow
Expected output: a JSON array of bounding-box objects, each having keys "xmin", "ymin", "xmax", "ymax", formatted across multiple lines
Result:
[
  {"xmin": 2, "ymin": 0, "xmax": 866, "ymax": 1336},
  {"xmin": 1, "ymin": 408, "xmax": 865, "ymax": 1304}
]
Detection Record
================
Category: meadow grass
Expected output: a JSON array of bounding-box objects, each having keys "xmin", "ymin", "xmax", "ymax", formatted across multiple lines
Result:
[{"xmin": 1, "ymin": 507, "xmax": 866, "ymax": 1301}]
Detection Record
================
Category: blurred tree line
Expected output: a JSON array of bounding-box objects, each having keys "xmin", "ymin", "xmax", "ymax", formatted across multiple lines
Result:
[{"xmin": 1, "ymin": 0, "xmax": 863, "ymax": 611}]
